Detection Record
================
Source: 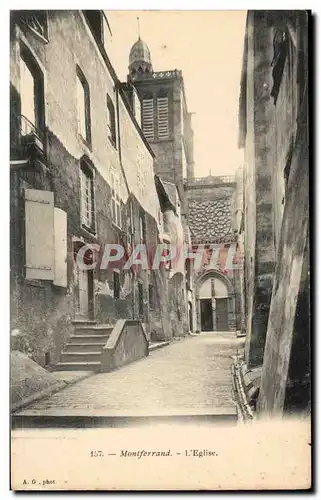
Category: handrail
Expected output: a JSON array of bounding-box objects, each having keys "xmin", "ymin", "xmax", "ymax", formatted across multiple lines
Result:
[{"xmin": 101, "ymin": 319, "xmax": 149, "ymax": 372}]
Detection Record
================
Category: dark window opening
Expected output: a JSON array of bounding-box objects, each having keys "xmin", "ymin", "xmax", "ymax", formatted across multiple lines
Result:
[
  {"xmin": 113, "ymin": 271, "xmax": 120, "ymax": 299},
  {"xmin": 271, "ymin": 29, "xmax": 289, "ymax": 104},
  {"xmin": 20, "ymin": 44, "xmax": 44, "ymax": 140},
  {"xmin": 139, "ymin": 211, "xmax": 147, "ymax": 243},
  {"xmin": 148, "ymin": 284, "xmax": 156, "ymax": 311},
  {"xmin": 45, "ymin": 352, "xmax": 50, "ymax": 366},
  {"xmin": 138, "ymin": 282, "xmax": 144, "ymax": 316},
  {"xmin": 107, "ymin": 94, "xmax": 117, "ymax": 147},
  {"xmin": 76, "ymin": 66, "xmax": 91, "ymax": 145}
]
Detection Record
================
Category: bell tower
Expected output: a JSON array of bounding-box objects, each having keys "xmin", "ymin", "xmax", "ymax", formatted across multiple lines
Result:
[{"xmin": 128, "ymin": 37, "xmax": 153, "ymax": 79}]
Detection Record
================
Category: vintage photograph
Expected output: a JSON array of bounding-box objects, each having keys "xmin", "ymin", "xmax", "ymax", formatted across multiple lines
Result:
[{"xmin": 10, "ymin": 9, "xmax": 310, "ymax": 491}]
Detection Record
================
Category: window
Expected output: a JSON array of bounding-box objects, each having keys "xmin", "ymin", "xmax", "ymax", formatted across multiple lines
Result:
[
  {"xmin": 157, "ymin": 96, "xmax": 169, "ymax": 139},
  {"xmin": 271, "ymin": 29, "xmax": 289, "ymax": 104},
  {"xmin": 138, "ymin": 282, "xmax": 144, "ymax": 317},
  {"xmin": 139, "ymin": 211, "xmax": 146, "ymax": 243},
  {"xmin": 20, "ymin": 46, "xmax": 44, "ymax": 137},
  {"xmin": 148, "ymin": 284, "xmax": 156, "ymax": 311},
  {"xmin": 107, "ymin": 94, "xmax": 116, "ymax": 147},
  {"xmin": 80, "ymin": 162, "xmax": 95, "ymax": 231},
  {"xmin": 113, "ymin": 270, "xmax": 120, "ymax": 299},
  {"xmin": 76, "ymin": 67, "xmax": 91, "ymax": 144},
  {"xmin": 111, "ymin": 171, "xmax": 121, "ymax": 228},
  {"xmin": 142, "ymin": 98, "xmax": 154, "ymax": 139}
]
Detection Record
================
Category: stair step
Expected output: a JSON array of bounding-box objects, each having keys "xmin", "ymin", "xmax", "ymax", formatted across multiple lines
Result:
[
  {"xmin": 69, "ymin": 335, "xmax": 110, "ymax": 344},
  {"xmin": 64, "ymin": 343, "xmax": 105, "ymax": 353},
  {"xmin": 74, "ymin": 324, "xmax": 114, "ymax": 336},
  {"xmin": 72, "ymin": 320, "xmax": 97, "ymax": 325},
  {"xmin": 61, "ymin": 352, "xmax": 102, "ymax": 362},
  {"xmin": 55, "ymin": 361, "xmax": 101, "ymax": 372}
]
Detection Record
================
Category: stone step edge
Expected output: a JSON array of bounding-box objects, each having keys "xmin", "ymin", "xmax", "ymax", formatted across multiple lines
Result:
[
  {"xmin": 65, "ymin": 343, "xmax": 106, "ymax": 348},
  {"xmin": 61, "ymin": 352, "xmax": 102, "ymax": 356},
  {"xmin": 149, "ymin": 341, "xmax": 170, "ymax": 352}
]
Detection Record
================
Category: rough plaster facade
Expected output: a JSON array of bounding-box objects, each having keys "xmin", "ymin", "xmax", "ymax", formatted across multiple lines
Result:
[{"xmin": 10, "ymin": 10, "xmax": 184, "ymax": 367}]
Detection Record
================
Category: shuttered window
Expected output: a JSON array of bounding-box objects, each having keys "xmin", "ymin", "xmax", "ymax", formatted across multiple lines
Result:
[
  {"xmin": 24, "ymin": 189, "xmax": 54, "ymax": 281},
  {"xmin": 142, "ymin": 99, "xmax": 154, "ymax": 140},
  {"xmin": 157, "ymin": 97, "xmax": 169, "ymax": 139}
]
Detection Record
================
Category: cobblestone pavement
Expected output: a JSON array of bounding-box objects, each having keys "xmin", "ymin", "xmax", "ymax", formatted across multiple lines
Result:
[{"xmin": 15, "ymin": 332, "xmax": 244, "ymax": 417}]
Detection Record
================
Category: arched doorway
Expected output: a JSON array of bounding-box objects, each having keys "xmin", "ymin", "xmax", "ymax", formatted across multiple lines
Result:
[{"xmin": 196, "ymin": 271, "xmax": 234, "ymax": 332}]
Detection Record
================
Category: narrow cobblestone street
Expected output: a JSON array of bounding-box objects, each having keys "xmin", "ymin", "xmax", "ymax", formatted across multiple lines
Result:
[{"xmin": 14, "ymin": 332, "xmax": 243, "ymax": 420}]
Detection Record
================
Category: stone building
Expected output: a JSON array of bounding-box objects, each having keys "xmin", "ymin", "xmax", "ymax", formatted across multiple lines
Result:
[
  {"xmin": 238, "ymin": 11, "xmax": 309, "ymax": 414},
  {"xmin": 122, "ymin": 36, "xmax": 196, "ymax": 336},
  {"xmin": 185, "ymin": 174, "xmax": 244, "ymax": 333},
  {"xmin": 10, "ymin": 10, "xmax": 186, "ymax": 371}
]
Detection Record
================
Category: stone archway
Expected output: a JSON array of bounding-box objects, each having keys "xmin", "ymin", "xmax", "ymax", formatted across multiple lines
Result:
[{"xmin": 195, "ymin": 270, "xmax": 235, "ymax": 332}]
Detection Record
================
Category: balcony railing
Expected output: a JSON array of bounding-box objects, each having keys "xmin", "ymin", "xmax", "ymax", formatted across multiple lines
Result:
[
  {"xmin": 20, "ymin": 115, "xmax": 43, "ymax": 142},
  {"xmin": 131, "ymin": 69, "xmax": 182, "ymax": 82}
]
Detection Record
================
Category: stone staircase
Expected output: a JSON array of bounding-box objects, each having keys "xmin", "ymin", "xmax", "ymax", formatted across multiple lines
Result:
[{"xmin": 55, "ymin": 323, "xmax": 114, "ymax": 372}]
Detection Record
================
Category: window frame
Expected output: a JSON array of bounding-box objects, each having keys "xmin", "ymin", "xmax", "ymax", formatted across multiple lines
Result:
[
  {"xmin": 76, "ymin": 66, "xmax": 91, "ymax": 146},
  {"xmin": 80, "ymin": 160, "xmax": 96, "ymax": 233},
  {"xmin": 107, "ymin": 94, "xmax": 117, "ymax": 148},
  {"xmin": 19, "ymin": 43, "xmax": 45, "ymax": 138}
]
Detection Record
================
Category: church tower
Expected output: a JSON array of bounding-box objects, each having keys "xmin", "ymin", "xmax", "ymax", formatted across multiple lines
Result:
[{"xmin": 124, "ymin": 37, "xmax": 195, "ymax": 216}]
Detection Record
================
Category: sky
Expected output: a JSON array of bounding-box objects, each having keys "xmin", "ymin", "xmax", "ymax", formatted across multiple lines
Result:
[{"xmin": 107, "ymin": 10, "xmax": 247, "ymax": 177}]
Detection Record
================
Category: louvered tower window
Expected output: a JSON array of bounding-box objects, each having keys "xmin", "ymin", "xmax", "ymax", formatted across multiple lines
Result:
[
  {"xmin": 142, "ymin": 99, "xmax": 154, "ymax": 140},
  {"xmin": 157, "ymin": 97, "xmax": 169, "ymax": 139}
]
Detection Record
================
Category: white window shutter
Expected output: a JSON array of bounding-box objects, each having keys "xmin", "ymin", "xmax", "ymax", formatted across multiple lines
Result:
[
  {"xmin": 54, "ymin": 207, "xmax": 67, "ymax": 287},
  {"xmin": 157, "ymin": 97, "xmax": 169, "ymax": 139},
  {"xmin": 142, "ymin": 99, "xmax": 154, "ymax": 139},
  {"xmin": 24, "ymin": 189, "xmax": 54, "ymax": 280}
]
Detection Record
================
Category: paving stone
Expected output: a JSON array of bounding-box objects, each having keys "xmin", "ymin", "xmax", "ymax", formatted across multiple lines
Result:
[{"xmin": 16, "ymin": 332, "xmax": 243, "ymax": 418}]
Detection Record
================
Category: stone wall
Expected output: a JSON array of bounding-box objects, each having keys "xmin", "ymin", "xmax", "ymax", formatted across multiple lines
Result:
[
  {"xmin": 186, "ymin": 180, "xmax": 236, "ymax": 243},
  {"xmin": 239, "ymin": 11, "xmax": 310, "ymax": 413},
  {"xmin": 241, "ymin": 12, "xmax": 276, "ymax": 367}
]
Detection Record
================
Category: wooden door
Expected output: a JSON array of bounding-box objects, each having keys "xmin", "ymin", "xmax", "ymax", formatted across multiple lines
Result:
[
  {"xmin": 200, "ymin": 299, "xmax": 213, "ymax": 331},
  {"xmin": 216, "ymin": 298, "xmax": 229, "ymax": 331}
]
